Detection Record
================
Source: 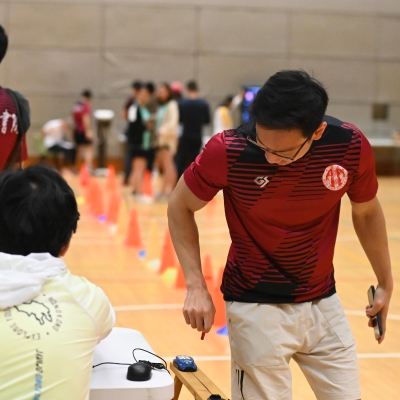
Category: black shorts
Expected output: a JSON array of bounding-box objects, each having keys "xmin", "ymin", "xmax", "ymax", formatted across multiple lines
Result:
[
  {"xmin": 74, "ymin": 130, "xmax": 92, "ymax": 145},
  {"xmin": 127, "ymin": 146, "xmax": 155, "ymax": 171}
]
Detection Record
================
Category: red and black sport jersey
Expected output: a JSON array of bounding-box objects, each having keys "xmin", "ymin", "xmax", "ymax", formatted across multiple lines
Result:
[
  {"xmin": 184, "ymin": 116, "xmax": 378, "ymax": 303},
  {"xmin": 0, "ymin": 87, "xmax": 28, "ymax": 171},
  {"xmin": 72, "ymin": 101, "xmax": 91, "ymax": 133}
]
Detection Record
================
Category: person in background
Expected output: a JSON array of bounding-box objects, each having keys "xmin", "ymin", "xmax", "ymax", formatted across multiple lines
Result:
[
  {"xmin": 0, "ymin": 164, "xmax": 115, "ymax": 400},
  {"xmin": 213, "ymin": 95, "xmax": 234, "ymax": 135},
  {"xmin": 121, "ymin": 80, "xmax": 143, "ymax": 121},
  {"xmin": 122, "ymin": 81, "xmax": 143, "ymax": 184},
  {"xmin": 41, "ymin": 118, "xmax": 75, "ymax": 171},
  {"xmin": 170, "ymin": 81, "xmax": 183, "ymax": 102},
  {"xmin": 176, "ymin": 80, "xmax": 210, "ymax": 178},
  {"xmin": 155, "ymin": 82, "xmax": 179, "ymax": 200},
  {"xmin": 170, "ymin": 81, "xmax": 184, "ymax": 143},
  {"xmin": 231, "ymin": 86, "xmax": 245, "ymax": 128},
  {"xmin": 0, "ymin": 24, "xmax": 30, "ymax": 171},
  {"xmin": 126, "ymin": 85, "xmax": 155, "ymax": 201},
  {"xmin": 145, "ymin": 82, "xmax": 158, "ymax": 114},
  {"xmin": 72, "ymin": 89, "xmax": 94, "ymax": 172}
]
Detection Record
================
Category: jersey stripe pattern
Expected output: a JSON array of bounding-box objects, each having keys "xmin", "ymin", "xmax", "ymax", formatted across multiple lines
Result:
[{"xmin": 184, "ymin": 116, "xmax": 378, "ymax": 303}]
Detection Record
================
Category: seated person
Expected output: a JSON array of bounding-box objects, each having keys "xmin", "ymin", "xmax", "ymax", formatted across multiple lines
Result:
[
  {"xmin": 0, "ymin": 164, "xmax": 115, "ymax": 400},
  {"xmin": 41, "ymin": 118, "xmax": 76, "ymax": 170}
]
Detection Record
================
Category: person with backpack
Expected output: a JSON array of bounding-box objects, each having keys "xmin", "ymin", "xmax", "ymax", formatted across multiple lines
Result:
[{"xmin": 0, "ymin": 25, "xmax": 30, "ymax": 171}]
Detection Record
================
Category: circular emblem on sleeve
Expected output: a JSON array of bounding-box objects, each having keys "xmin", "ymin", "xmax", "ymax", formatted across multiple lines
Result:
[{"xmin": 322, "ymin": 165, "xmax": 348, "ymax": 191}]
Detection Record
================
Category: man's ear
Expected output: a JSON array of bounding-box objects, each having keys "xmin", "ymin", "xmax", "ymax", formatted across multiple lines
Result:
[
  {"xmin": 59, "ymin": 236, "xmax": 72, "ymax": 257},
  {"xmin": 312, "ymin": 122, "xmax": 327, "ymax": 141}
]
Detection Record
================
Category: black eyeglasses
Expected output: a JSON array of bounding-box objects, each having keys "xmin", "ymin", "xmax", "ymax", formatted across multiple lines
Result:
[{"xmin": 247, "ymin": 133, "xmax": 310, "ymax": 161}]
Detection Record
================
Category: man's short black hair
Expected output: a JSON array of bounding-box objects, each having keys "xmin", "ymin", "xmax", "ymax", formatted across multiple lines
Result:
[
  {"xmin": 131, "ymin": 80, "xmax": 143, "ymax": 90},
  {"xmin": 145, "ymin": 81, "xmax": 155, "ymax": 94},
  {"xmin": 81, "ymin": 89, "xmax": 92, "ymax": 99},
  {"xmin": 0, "ymin": 25, "xmax": 8, "ymax": 64},
  {"xmin": 186, "ymin": 80, "xmax": 198, "ymax": 92},
  {"xmin": 0, "ymin": 164, "xmax": 80, "ymax": 257},
  {"xmin": 251, "ymin": 70, "xmax": 329, "ymax": 138}
]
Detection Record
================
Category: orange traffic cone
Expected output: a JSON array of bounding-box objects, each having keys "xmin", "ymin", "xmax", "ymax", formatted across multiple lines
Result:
[
  {"xmin": 158, "ymin": 228, "xmax": 176, "ymax": 274},
  {"xmin": 175, "ymin": 262, "xmax": 186, "ymax": 289},
  {"xmin": 87, "ymin": 178, "xmax": 105, "ymax": 218},
  {"xmin": 79, "ymin": 164, "xmax": 91, "ymax": 188},
  {"xmin": 124, "ymin": 208, "xmax": 143, "ymax": 247},
  {"xmin": 105, "ymin": 165, "xmax": 118, "ymax": 193},
  {"xmin": 84, "ymin": 177, "xmax": 94, "ymax": 209},
  {"xmin": 212, "ymin": 267, "xmax": 226, "ymax": 327},
  {"xmin": 106, "ymin": 190, "xmax": 122, "ymax": 225},
  {"xmin": 214, "ymin": 266, "xmax": 224, "ymax": 291},
  {"xmin": 142, "ymin": 170, "xmax": 154, "ymax": 198},
  {"xmin": 203, "ymin": 254, "xmax": 214, "ymax": 288}
]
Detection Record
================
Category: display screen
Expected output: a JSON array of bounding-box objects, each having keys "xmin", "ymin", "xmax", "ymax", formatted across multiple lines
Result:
[{"xmin": 242, "ymin": 86, "xmax": 261, "ymax": 124}]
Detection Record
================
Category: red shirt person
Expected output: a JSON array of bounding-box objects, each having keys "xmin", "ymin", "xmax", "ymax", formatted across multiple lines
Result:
[
  {"xmin": 0, "ymin": 25, "xmax": 29, "ymax": 171},
  {"xmin": 72, "ymin": 90, "xmax": 93, "ymax": 170},
  {"xmin": 168, "ymin": 70, "xmax": 392, "ymax": 399},
  {"xmin": 73, "ymin": 101, "xmax": 91, "ymax": 134},
  {"xmin": 72, "ymin": 90, "xmax": 92, "ymax": 143},
  {"xmin": 184, "ymin": 119, "xmax": 377, "ymax": 304}
]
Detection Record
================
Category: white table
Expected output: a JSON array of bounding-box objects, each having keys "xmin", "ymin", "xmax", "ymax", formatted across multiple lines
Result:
[{"xmin": 90, "ymin": 327, "xmax": 174, "ymax": 400}]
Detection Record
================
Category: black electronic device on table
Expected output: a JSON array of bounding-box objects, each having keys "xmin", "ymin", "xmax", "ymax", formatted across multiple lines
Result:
[
  {"xmin": 367, "ymin": 285, "xmax": 383, "ymax": 340},
  {"xmin": 126, "ymin": 361, "xmax": 152, "ymax": 381}
]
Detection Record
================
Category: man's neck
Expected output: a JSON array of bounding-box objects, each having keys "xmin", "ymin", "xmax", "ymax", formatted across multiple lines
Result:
[{"xmin": 188, "ymin": 92, "xmax": 198, "ymax": 99}]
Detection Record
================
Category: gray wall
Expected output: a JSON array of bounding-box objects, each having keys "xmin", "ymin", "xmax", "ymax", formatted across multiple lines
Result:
[{"xmin": 1, "ymin": 0, "xmax": 400, "ymax": 157}]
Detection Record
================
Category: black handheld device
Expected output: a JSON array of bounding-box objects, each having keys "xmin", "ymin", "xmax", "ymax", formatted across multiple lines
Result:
[{"xmin": 367, "ymin": 285, "xmax": 383, "ymax": 340}]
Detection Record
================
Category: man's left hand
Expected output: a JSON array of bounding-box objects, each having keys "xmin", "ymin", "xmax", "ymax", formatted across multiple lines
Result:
[{"xmin": 365, "ymin": 284, "xmax": 392, "ymax": 344}]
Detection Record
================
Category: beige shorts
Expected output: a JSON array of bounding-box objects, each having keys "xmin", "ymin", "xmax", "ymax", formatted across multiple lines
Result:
[{"xmin": 226, "ymin": 294, "xmax": 361, "ymax": 400}]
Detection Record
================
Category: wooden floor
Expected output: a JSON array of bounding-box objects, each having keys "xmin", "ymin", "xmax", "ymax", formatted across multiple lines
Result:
[{"xmin": 64, "ymin": 173, "xmax": 400, "ymax": 400}]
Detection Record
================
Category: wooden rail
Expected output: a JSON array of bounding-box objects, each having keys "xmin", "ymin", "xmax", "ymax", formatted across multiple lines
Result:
[{"xmin": 170, "ymin": 362, "xmax": 229, "ymax": 400}]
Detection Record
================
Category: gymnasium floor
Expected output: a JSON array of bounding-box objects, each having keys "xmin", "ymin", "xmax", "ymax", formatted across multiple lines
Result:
[{"xmin": 65, "ymin": 173, "xmax": 400, "ymax": 400}]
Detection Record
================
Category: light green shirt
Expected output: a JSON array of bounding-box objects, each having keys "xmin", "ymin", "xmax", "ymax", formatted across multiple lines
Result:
[{"xmin": 0, "ymin": 269, "xmax": 115, "ymax": 400}]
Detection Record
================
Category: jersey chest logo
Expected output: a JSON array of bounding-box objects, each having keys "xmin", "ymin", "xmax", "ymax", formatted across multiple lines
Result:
[
  {"xmin": 322, "ymin": 165, "xmax": 348, "ymax": 191},
  {"xmin": 0, "ymin": 109, "xmax": 18, "ymax": 134},
  {"xmin": 254, "ymin": 176, "xmax": 269, "ymax": 188}
]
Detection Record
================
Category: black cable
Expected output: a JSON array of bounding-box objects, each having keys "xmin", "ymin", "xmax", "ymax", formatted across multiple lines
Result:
[
  {"xmin": 92, "ymin": 362, "xmax": 131, "ymax": 368},
  {"xmin": 92, "ymin": 348, "xmax": 170, "ymax": 375},
  {"xmin": 133, "ymin": 348, "xmax": 170, "ymax": 375}
]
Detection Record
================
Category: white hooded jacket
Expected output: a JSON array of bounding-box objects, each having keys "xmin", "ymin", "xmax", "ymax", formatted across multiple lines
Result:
[
  {"xmin": 0, "ymin": 252, "xmax": 66, "ymax": 309},
  {"xmin": 0, "ymin": 252, "xmax": 115, "ymax": 400}
]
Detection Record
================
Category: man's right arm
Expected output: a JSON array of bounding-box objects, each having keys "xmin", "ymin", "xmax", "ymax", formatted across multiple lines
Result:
[{"xmin": 168, "ymin": 177, "xmax": 215, "ymax": 332}]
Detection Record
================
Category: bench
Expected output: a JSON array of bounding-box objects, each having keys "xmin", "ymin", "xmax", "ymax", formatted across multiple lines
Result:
[{"xmin": 170, "ymin": 362, "xmax": 229, "ymax": 400}]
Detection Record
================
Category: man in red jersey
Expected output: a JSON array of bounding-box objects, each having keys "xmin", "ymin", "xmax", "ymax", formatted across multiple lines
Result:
[
  {"xmin": 0, "ymin": 25, "xmax": 29, "ymax": 171},
  {"xmin": 168, "ymin": 70, "xmax": 392, "ymax": 399},
  {"xmin": 72, "ymin": 89, "xmax": 93, "ymax": 171}
]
